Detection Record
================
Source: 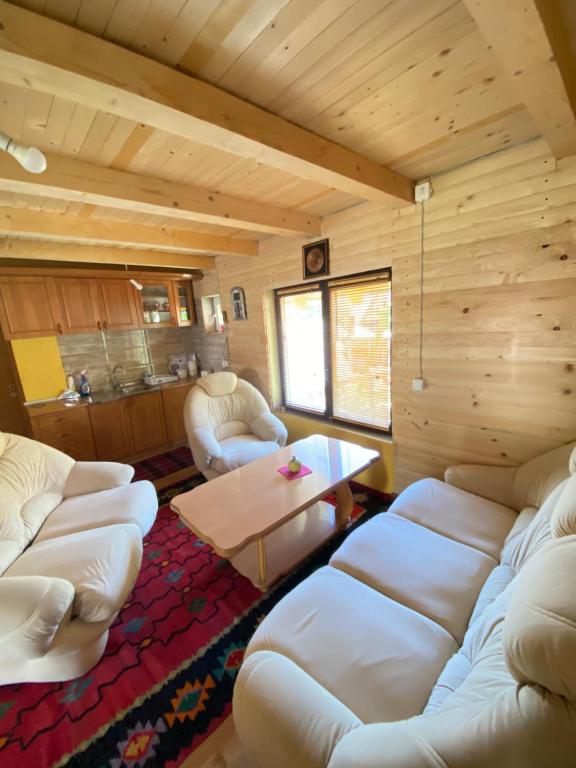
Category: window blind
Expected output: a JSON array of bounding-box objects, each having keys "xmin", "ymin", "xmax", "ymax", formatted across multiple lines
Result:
[
  {"xmin": 328, "ymin": 273, "xmax": 391, "ymax": 430},
  {"xmin": 276, "ymin": 269, "xmax": 391, "ymax": 433},
  {"xmin": 277, "ymin": 286, "xmax": 326, "ymax": 414}
]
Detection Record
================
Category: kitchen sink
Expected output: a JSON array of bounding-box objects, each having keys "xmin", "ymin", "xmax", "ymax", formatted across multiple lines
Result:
[{"xmin": 119, "ymin": 383, "xmax": 149, "ymax": 395}]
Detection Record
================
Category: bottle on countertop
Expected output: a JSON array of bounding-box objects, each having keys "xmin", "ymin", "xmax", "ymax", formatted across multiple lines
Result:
[
  {"xmin": 79, "ymin": 370, "xmax": 91, "ymax": 397},
  {"xmin": 187, "ymin": 353, "xmax": 198, "ymax": 378}
]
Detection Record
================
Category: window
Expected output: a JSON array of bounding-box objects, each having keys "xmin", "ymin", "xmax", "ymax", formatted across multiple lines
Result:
[{"xmin": 276, "ymin": 269, "xmax": 391, "ymax": 432}]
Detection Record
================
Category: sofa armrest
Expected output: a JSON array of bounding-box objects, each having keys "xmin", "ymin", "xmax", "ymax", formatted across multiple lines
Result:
[
  {"xmin": 63, "ymin": 461, "xmax": 134, "ymax": 498},
  {"xmin": 444, "ymin": 464, "xmax": 518, "ymax": 509},
  {"xmin": 234, "ymin": 651, "xmax": 361, "ymax": 768},
  {"xmin": 0, "ymin": 576, "xmax": 74, "ymax": 661},
  {"xmin": 251, "ymin": 412, "xmax": 288, "ymax": 446}
]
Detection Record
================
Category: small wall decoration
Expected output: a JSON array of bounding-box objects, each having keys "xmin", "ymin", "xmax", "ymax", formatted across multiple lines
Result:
[
  {"xmin": 303, "ymin": 239, "xmax": 329, "ymax": 279},
  {"xmin": 231, "ymin": 286, "xmax": 247, "ymax": 320}
]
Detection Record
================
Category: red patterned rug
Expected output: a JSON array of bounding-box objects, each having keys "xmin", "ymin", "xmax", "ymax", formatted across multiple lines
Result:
[
  {"xmin": 0, "ymin": 478, "xmax": 391, "ymax": 768},
  {"xmin": 132, "ymin": 446, "xmax": 195, "ymax": 483}
]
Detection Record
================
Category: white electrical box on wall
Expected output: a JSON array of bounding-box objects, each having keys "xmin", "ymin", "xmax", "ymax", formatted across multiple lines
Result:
[
  {"xmin": 411, "ymin": 377, "xmax": 427, "ymax": 392},
  {"xmin": 415, "ymin": 181, "xmax": 432, "ymax": 203}
]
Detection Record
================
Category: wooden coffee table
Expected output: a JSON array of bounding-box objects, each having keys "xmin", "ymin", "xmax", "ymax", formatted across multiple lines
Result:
[{"xmin": 170, "ymin": 434, "xmax": 379, "ymax": 590}]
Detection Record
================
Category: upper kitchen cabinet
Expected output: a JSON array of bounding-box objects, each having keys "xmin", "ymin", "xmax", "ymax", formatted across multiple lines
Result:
[
  {"xmin": 54, "ymin": 278, "xmax": 102, "ymax": 335},
  {"xmin": 0, "ymin": 276, "xmax": 62, "ymax": 339},
  {"xmin": 137, "ymin": 279, "xmax": 177, "ymax": 328},
  {"xmin": 0, "ymin": 271, "xmax": 197, "ymax": 338},
  {"xmin": 98, "ymin": 279, "xmax": 141, "ymax": 332},
  {"xmin": 173, "ymin": 281, "xmax": 197, "ymax": 327}
]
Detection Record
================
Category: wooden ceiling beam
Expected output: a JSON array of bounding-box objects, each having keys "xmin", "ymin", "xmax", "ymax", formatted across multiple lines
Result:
[
  {"xmin": 0, "ymin": 208, "xmax": 257, "ymax": 257},
  {"xmin": 0, "ymin": 239, "xmax": 215, "ymax": 271},
  {"xmin": 463, "ymin": 0, "xmax": 576, "ymax": 158},
  {"xmin": 0, "ymin": 152, "xmax": 320, "ymax": 237},
  {"xmin": 0, "ymin": 0, "xmax": 414, "ymax": 206}
]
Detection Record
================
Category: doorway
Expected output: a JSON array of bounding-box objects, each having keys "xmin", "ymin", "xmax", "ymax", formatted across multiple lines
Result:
[{"xmin": 0, "ymin": 328, "xmax": 29, "ymax": 436}]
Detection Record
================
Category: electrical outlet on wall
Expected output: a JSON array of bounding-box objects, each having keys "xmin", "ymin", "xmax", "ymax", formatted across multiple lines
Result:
[{"xmin": 411, "ymin": 377, "xmax": 427, "ymax": 392}]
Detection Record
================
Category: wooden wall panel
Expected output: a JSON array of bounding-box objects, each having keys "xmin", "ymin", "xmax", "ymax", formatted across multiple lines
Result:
[{"xmin": 215, "ymin": 138, "xmax": 576, "ymax": 491}]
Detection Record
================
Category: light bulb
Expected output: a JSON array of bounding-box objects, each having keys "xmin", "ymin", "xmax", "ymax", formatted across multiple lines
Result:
[{"xmin": 10, "ymin": 144, "xmax": 47, "ymax": 174}]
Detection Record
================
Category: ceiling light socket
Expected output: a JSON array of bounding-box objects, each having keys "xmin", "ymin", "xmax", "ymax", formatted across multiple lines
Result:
[
  {"xmin": 0, "ymin": 131, "xmax": 47, "ymax": 174},
  {"xmin": 415, "ymin": 181, "xmax": 432, "ymax": 203}
]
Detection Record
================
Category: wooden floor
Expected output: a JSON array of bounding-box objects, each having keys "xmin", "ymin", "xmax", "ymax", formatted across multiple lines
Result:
[{"xmin": 180, "ymin": 716, "xmax": 252, "ymax": 768}]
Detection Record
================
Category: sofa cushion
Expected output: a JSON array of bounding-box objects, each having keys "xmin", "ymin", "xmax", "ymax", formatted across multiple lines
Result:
[
  {"xmin": 424, "ymin": 580, "xmax": 513, "ymax": 712},
  {"xmin": 213, "ymin": 435, "xmax": 280, "ymax": 474},
  {"xmin": 389, "ymin": 478, "xmax": 517, "ymax": 559},
  {"xmin": 467, "ymin": 563, "xmax": 515, "ymax": 627},
  {"xmin": 245, "ymin": 566, "xmax": 457, "ymax": 723},
  {"xmin": 6, "ymin": 524, "xmax": 142, "ymax": 623},
  {"xmin": 63, "ymin": 461, "xmax": 134, "ymax": 498},
  {"xmin": 504, "ymin": 535, "xmax": 576, "ymax": 700},
  {"xmin": 500, "ymin": 484, "xmax": 563, "ymax": 573},
  {"xmin": 0, "ymin": 433, "xmax": 74, "ymax": 574},
  {"xmin": 330, "ymin": 513, "xmax": 496, "ymax": 643},
  {"xmin": 550, "ymin": 474, "xmax": 576, "ymax": 538},
  {"xmin": 513, "ymin": 441, "xmax": 576, "ymax": 510},
  {"xmin": 35, "ymin": 480, "xmax": 157, "ymax": 543}
]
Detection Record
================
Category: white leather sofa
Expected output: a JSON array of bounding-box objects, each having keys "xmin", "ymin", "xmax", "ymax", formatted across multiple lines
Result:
[
  {"xmin": 234, "ymin": 441, "xmax": 576, "ymax": 768},
  {"xmin": 0, "ymin": 431, "xmax": 157, "ymax": 684},
  {"xmin": 184, "ymin": 372, "xmax": 288, "ymax": 480}
]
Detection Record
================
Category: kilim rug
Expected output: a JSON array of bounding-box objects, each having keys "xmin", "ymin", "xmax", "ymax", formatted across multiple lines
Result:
[
  {"xmin": 132, "ymin": 446, "xmax": 195, "ymax": 483},
  {"xmin": 0, "ymin": 478, "xmax": 392, "ymax": 768}
]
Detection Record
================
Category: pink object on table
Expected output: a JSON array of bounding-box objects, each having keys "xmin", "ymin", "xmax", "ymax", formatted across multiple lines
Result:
[{"xmin": 277, "ymin": 464, "xmax": 313, "ymax": 480}]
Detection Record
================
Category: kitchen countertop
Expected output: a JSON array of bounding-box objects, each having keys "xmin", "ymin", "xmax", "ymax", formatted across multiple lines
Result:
[{"xmin": 25, "ymin": 376, "xmax": 196, "ymax": 416}]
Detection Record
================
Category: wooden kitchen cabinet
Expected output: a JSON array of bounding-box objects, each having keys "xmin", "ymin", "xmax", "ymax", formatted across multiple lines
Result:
[
  {"xmin": 28, "ymin": 405, "xmax": 96, "ymax": 460},
  {"xmin": 98, "ymin": 279, "xmax": 140, "ymax": 331},
  {"xmin": 137, "ymin": 279, "xmax": 177, "ymax": 328},
  {"xmin": 90, "ymin": 392, "xmax": 167, "ymax": 460},
  {"xmin": 0, "ymin": 272, "xmax": 197, "ymax": 339},
  {"xmin": 162, "ymin": 383, "xmax": 192, "ymax": 443},
  {"xmin": 0, "ymin": 276, "xmax": 62, "ymax": 339},
  {"xmin": 125, "ymin": 391, "xmax": 167, "ymax": 453},
  {"xmin": 89, "ymin": 400, "xmax": 132, "ymax": 460},
  {"xmin": 26, "ymin": 381, "xmax": 193, "ymax": 464},
  {"xmin": 173, "ymin": 281, "xmax": 196, "ymax": 327},
  {"xmin": 54, "ymin": 278, "xmax": 101, "ymax": 334}
]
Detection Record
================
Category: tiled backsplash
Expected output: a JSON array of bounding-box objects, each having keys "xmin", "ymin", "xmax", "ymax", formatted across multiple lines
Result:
[{"xmin": 58, "ymin": 323, "xmax": 228, "ymax": 392}]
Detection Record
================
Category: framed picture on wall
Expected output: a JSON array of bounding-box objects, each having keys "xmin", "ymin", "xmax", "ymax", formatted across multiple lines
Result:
[
  {"xmin": 231, "ymin": 286, "xmax": 247, "ymax": 320},
  {"xmin": 302, "ymin": 239, "xmax": 329, "ymax": 279}
]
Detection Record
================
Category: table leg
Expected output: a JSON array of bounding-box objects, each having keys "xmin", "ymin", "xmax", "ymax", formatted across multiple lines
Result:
[
  {"xmin": 334, "ymin": 482, "xmax": 354, "ymax": 530},
  {"xmin": 256, "ymin": 537, "xmax": 268, "ymax": 588}
]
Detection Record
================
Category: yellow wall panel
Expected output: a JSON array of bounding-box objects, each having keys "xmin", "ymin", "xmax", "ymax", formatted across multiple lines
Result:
[
  {"xmin": 279, "ymin": 412, "xmax": 395, "ymax": 494},
  {"xmin": 11, "ymin": 337, "xmax": 67, "ymax": 402}
]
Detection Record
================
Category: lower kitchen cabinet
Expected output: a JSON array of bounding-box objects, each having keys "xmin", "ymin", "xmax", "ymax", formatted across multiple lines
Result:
[
  {"xmin": 27, "ymin": 382, "xmax": 193, "ymax": 463},
  {"xmin": 29, "ymin": 405, "xmax": 96, "ymax": 460},
  {"xmin": 125, "ymin": 391, "xmax": 167, "ymax": 455},
  {"xmin": 162, "ymin": 384, "xmax": 192, "ymax": 443},
  {"xmin": 90, "ymin": 391, "xmax": 167, "ymax": 460},
  {"xmin": 89, "ymin": 400, "xmax": 132, "ymax": 460}
]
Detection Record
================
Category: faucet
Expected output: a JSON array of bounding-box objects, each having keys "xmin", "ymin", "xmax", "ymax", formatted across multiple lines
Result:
[{"xmin": 111, "ymin": 364, "xmax": 124, "ymax": 390}]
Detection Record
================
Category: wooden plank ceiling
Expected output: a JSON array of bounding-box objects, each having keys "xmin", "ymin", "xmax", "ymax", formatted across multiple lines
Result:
[{"xmin": 0, "ymin": 0, "xmax": 572, "ymax": 265}]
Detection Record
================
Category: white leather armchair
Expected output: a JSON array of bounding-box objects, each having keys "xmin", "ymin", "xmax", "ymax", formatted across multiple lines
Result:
[{"xmin": 184, "ymin": 372, "xmax": 288, "ymax": 480}]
